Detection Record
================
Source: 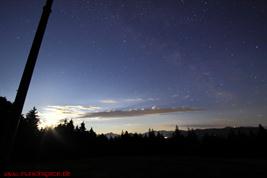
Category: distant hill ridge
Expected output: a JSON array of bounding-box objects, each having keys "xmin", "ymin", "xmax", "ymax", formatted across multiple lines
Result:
[{"xmin": 105, "ymin": 126, "xmax": 263, "ymax": 138}]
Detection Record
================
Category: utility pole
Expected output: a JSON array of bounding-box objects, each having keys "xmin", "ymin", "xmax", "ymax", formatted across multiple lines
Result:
[
  {"xmin": 5, "ymin": 0, "xmax": 53, "ymax": 163},
  {"xmin": 14, "ymin": 0, "xmax": 53, "ymax": 118}
]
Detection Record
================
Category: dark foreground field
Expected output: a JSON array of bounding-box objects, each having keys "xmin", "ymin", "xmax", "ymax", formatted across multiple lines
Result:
[{"xmin": 7, "ymin": 155, "xmax": 267, "ymax": 178}]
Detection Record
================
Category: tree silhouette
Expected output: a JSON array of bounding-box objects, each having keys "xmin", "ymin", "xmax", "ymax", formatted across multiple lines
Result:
[
  {"xmin": 173, "ymin": 125, "xmax": 181, "ymax": 137},
  {"xmin": 0, "ymin": 96, "xmax": 14, "ymax": 161},
  {"xmin": 25, "ymin": 107, "xmax": 39, "ymax": 130},
  {"xmin": 67, "ymin": 119, "xmax": 75, "ymax": 132},
  {"xmin": 14, "ymin": 107, "xmax": 41, "ymax": 160},
  {"xmin": 89, "ymin": 127, "xmax": 97, "ymax": 138},
  {"xmin": 2, "ymin": 103, "xmax": 267, "ymax": 161},
  {"xmin": 79, "ymin": 122, "xmax": 86, "ymax": 132},
  {"xmin": 0, "ymin": 97, "xmax": 13, "ymax": 137},
  {"xmin": 148, "ymin": 128, "xmax": 156, "ymax": 139}
]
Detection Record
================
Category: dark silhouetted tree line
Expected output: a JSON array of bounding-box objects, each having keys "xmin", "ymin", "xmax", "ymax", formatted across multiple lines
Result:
[{"xmin": 1, "ymin": 96, "xmax": 267, "ymax": 162}]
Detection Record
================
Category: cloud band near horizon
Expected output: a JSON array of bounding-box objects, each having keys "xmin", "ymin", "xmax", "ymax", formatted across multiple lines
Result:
[{"xmin": 79, "ymin": 107, "xmax": 202, "ymax": 119}]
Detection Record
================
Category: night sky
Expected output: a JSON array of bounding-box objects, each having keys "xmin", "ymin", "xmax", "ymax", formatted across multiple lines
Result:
[{"xmin": 0, "ymin": 0, "xmax": 267, "ymax": 133}]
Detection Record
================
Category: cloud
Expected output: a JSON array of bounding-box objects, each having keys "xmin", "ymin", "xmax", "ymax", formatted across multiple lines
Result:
[
  {"xmin": 123, "ymin": 98, "xmax": 144, "ymax": 102},
  {"xmin": 99, "ymin": 97, "xmax": 159, "ymax": 104},
  {"xmin": 45, "ymin": 105, "xmax": 101, "ymax": 113},
  {"xmin": 172, "ymin": 94, "xmax": 179, "ymax": 98},
  {"xmin": 99, "ymin": 99, "xmax": 118, "ymax": 104},
  {"xmin": 39, "ymin": 105, "xmax": 101, "ymax": 127},
  {"xmin": 39, "ymin": 104, "xmax": 202, "ymax": 127},
  {"xmin": 49, "ymin": 105, "xmax": 100, "ymax": 110},
  {"xmin": 99, "ymin": 98, "xmax": 145, "ymax": 104},
  {"xmin": 79, "ymin": 107, "xmax": 201, "ymax": 119},
  {"xmin": 147, "ymin": 98, "xmax": 159, "ymax": 101}
]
